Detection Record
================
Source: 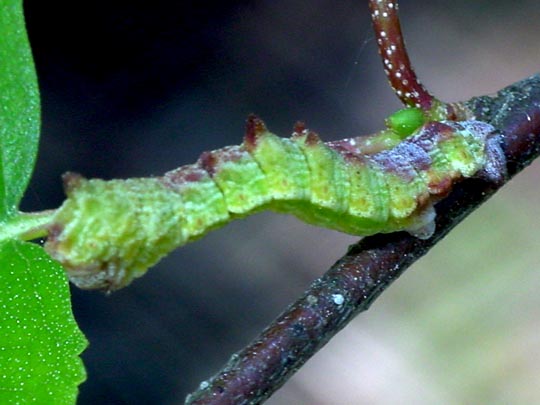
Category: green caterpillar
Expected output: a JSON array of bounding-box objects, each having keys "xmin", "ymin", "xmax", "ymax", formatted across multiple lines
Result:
[{"xmin": 45, "ymin": 113, "xmax": 505, "ymax": 291}]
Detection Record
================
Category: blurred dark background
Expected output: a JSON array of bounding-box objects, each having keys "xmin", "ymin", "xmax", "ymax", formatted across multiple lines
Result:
[{"xmin": 21, "ymin": 1, "xmax": 540, "ymax": 403}]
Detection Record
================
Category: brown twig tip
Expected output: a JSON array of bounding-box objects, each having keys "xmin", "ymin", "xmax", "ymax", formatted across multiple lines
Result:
[{"xmin": 368, "ymin": 0, "xmax": 434, "ymax": 110}]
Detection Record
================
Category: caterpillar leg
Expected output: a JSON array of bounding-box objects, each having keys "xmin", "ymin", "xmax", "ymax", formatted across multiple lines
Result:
[{"xmin": 404, "ymin": 204, "xmax": 436, "ymax": 240}]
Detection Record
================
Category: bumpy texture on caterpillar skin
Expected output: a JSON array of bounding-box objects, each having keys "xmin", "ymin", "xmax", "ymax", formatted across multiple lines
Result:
[{"xmin": 45, "ymin": 116, "xmax": 505, "ymax": 291}]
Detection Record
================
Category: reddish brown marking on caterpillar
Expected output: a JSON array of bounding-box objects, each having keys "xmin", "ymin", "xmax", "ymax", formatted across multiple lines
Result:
[
  {"xmin": 372, "ymin": 142, "xmax": 429, "ymax": 182},
  {"xmin": 62, "ymin": 172, "xmax": 85, "ymax": 195},
  {"xmin": 199, "ymin": 151, "xmax": 218, "ymax": 176},
  {"xmin": 293, "ymin": 121, "xmax": 306, "ymax": 134},
  {"xmin": 244, "ymin": 114, "xmax": 268, "ymax": 151},
  {"xmin": 162, "ymin": 165, "xmax": 207, "ymax": 188},
  {"xmin": 305, "ymin": 131, "xmax": 322, "ymax": 146},
  {"xmin": 199, "ymin": 146, "xmax": 250, "ymax": 177},
  {"xmin": 47, "ymin": 223, "xmax": 64, "ymax": 243},
  {"xmin": 291, "ymin": 129, "xmax": 322, "ymax": 147},
  {"xmin": 374, "ymin": 122, "xmax": 455, "ymax": 188}
]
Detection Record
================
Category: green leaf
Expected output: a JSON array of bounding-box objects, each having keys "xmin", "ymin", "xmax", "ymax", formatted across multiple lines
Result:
[
  {"xmin": 0, "ymin": 2, "xmax": 88, "ymax": 402},
  {"xmin": 0, "ymin": 0, "xmax": 40, "ymax": 217},
  {"xmin": 0, "ymin": 240, "xmax": 88, "ymax": 404}
]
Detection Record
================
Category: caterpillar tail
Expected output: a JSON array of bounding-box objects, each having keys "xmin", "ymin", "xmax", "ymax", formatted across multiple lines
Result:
[{"xmin": 45, "ymin": 116, "xmax": 505, "ymax": 291}]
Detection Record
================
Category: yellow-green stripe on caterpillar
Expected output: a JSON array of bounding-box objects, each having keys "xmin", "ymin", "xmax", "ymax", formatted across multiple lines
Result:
[{"xmin": 45, "ymin": 115, "xmax": 505, "ymax": 291}]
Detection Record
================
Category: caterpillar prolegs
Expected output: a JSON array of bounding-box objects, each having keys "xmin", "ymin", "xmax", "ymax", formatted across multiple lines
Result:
[{"xmin": 45, "ymin": 116, "xmax": 505, "ymax": 290}]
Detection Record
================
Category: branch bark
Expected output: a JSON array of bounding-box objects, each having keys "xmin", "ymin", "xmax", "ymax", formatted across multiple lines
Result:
[{"xmin": 185, "ymin": 74, "xmax": 540, "ymax": 405}]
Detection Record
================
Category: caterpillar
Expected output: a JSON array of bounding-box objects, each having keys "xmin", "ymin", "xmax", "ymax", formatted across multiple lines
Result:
[
  {"xmin": 44, "ymin": 0, "xmax": 508, "ymax": 291},
  {"xmin": 45, "ymin": 115, "xmax": 505, "ymax": 291}
]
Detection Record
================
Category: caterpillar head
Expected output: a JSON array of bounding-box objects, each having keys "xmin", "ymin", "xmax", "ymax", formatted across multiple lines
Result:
[{"xmin": 46, "ymin": 173, "xmax": 187, "ymax": 291}]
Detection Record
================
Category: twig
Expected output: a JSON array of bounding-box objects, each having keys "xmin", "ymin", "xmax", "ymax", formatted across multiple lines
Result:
[
  {"xmin": 185, "ymin": 74, "xmax": 540, "ymax": 405},
  {"xmin": 368, "ymin": 0, "xmax": 468, "ymax": 121},
  {"xmin": 368, "ymin": 0, "xmax": 434, "ymax": 109}
]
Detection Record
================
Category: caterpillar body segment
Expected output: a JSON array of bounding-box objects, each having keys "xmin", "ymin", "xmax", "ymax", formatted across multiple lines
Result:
[
  {"xmin": 45, "ymin": 117, "xmax": 505, "ymax": 290},
  {"xmin": 290, "ymin": 130, "xmax": 350, "ymax": 215},
  {"xmin": 245, "ymin": 119, "xmax": 311, "ymax": 205},
  {"xmin": 161, "ymin": 164, "xmax": 230, "ymax": 240},
  {"xmin": 50, "ymin": 174, "xmax": 191, "ymax": 289},
  {"xmin": 198, "ymin": 146, "xmax": 271, "ymax": 215}
]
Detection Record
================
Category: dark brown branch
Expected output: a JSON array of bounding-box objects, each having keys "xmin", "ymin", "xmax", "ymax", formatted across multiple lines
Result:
[{"xmin": 185, "ymin": 74, "xmax": 540, "ymax": 405}]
